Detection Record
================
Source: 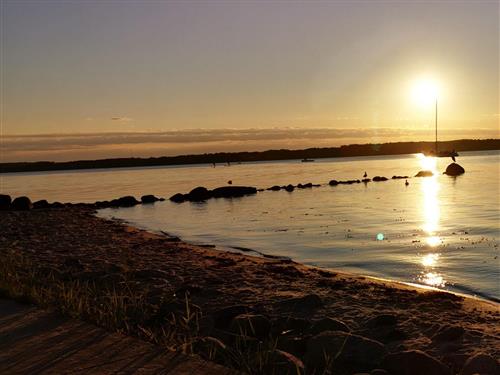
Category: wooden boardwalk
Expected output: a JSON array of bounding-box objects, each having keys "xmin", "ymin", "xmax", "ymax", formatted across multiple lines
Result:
[{"xmin": 0, "ymin": 299, "xmax": 237, "ymax": 375}]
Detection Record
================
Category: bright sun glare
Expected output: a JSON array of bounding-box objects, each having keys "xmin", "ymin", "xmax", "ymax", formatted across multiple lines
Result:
[{"xmin": 411, "ymin": 78, "xmax": 440, "ymax": 107}]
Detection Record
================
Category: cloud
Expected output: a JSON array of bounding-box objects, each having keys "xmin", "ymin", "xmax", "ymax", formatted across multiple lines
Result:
[
  {"xmin": 1, "ymin": 127, "xmax": 498, "ymax": 162},
  {"xmin": 110, "ymin": 117, "xmax": 133, "ymax": 122}
]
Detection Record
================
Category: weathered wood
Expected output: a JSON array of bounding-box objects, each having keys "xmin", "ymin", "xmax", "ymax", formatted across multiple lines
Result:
[{"xmin": 0, "ymin": 299, "xmax": 236, "ymax": 375}]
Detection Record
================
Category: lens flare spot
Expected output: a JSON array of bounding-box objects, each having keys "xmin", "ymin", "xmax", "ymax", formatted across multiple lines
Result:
[{"xmin": 376, "ymin": 233, "xmax": 384, "ymax": 241}]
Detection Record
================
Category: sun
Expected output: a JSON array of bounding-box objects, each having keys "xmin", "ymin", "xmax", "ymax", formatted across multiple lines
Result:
[{"xmin": 411, "ymin": 78, "xmax": 440, "ymax": 107}]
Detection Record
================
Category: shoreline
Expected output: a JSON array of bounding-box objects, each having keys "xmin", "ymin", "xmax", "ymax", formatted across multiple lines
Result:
[
  {"xmin": 106, "ymin": 214, "xmax": 500, "ymax": 305},
  {"xmin": 1, "ymin": 207, "xmax": 498, "ymax": 374}
]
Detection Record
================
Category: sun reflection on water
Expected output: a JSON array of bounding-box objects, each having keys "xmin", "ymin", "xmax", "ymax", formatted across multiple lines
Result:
[{"xmin": 417, "ymin": 154, "xmax": 447, "ymax": 288}]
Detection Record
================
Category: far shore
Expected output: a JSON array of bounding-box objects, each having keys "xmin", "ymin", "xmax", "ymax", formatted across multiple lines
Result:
[
  {"xmin": 0, "ymin": 206, "xmax": 498, "ymax": 374},
  {"xmin": 1, "ymin": 138, "xmax": 498, "ymax": 174}
]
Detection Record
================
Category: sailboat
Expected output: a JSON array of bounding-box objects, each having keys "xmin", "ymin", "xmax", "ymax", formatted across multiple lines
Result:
[{"xmin": 421, "ymin": 99, "xmax": 459, "ymax": 159}]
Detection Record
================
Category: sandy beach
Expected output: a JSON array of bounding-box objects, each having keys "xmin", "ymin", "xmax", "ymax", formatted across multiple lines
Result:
[{"xmin": 0, "ymin": 206, "xmax": 498, "ymax": 374}]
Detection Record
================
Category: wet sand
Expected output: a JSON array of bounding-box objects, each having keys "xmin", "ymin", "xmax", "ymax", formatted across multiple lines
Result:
[{"xmin": 0, "ymin": 207, "xmax": 498, "ymax": 374}]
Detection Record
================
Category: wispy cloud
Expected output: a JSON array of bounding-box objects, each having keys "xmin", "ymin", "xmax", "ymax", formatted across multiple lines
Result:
[{"xmin": 110, "ymin": 117, "xmax": 134, "ymax": 122}]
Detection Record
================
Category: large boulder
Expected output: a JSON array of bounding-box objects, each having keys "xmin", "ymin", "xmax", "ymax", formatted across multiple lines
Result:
[
  {"xmin": 187, "ymin": 186, "xmax": 212, "ymax": 201},
  {"xmin": 444, "ymin": 163, "xmax": 465, "ymax": 176},
  {"xmin": 33, "ymin": 199, "xmax": 50, "ymax": 209},
  {"xmin": 0, "ymin": 194, "xmax": 11, "ymax": 210},
  {"xmin": 460, "ymin": 353, "xmax": 499, "ymax": 375},
  {"xmin": 11, "ymin": 196, "xmax": 32, "ymax": 210},
  {"xmin": 141, "ymin": 194, "xmax": 160, "ymax": 204},
  {"xmin": 305, "ymin": 331, "xmax": 386, "ymax": 370},
  {"xmin": 415, "ymin": 170, "xmax": 434, "ymax": 177},
  {"xmin": 211, "ymin": 186, "xmax": 257, "ymax": 198},
  {"xmin": 382, "ymin": 350, "xmax": 450, "ymax": 375}
]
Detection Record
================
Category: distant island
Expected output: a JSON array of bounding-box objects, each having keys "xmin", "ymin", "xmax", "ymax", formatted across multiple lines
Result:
[{"xmin": 1, "ymin": 138, "xmax": 498, "ymax": 174}]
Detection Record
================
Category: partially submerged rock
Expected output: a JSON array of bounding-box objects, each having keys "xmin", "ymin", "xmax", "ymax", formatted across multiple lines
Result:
[
  {"xmin": 171, "ymin": 186, "xmax": 258, "ymax": 202},
  {"xmin": 141, "ymin": 194, "xmax": 161, "ymax": 204},
  {"xmin": 373, "ymin": 176, "xmax": 388, "ymax": 181},
  {"xmin": 444, "ymin": 163, "xmax": 465, "ymax": 176},
  {"xmin": 415, "ymin": 170, "xmax": 434, "ymax": 177}
]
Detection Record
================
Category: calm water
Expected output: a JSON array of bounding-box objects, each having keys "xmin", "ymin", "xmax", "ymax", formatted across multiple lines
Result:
[{"xmin": 2, "ymin": 151, "xmax": 499, "ymax": 300}]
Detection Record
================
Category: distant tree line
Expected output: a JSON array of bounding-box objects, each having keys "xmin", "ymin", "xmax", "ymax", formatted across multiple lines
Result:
[{"xmin": 1, "ymin": 139, "xmax": 498, "ymax": 174}]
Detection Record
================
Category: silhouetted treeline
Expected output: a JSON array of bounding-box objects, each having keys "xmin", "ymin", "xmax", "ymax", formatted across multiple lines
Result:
[{"xmin": 1, "ymin": 139, "xmax": 498, "ymax": 174}]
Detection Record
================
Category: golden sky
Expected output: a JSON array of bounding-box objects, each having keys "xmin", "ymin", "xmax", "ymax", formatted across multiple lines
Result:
[{"xmin": 1, "ymin": 1, "xmax": 498, "ymax": 161}]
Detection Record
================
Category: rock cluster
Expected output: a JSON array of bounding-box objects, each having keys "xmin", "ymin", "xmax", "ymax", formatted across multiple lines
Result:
[
  {"xmin": 169, "ymin": 186, "xmax": 257, "ymax": 203},
  {"xmin": 0, "ymin": 194, "xmax": 164, "ymax": 210}
]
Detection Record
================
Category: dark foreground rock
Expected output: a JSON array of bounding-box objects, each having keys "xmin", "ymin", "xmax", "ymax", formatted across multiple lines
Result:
[
  {"xmin": 460, "ymin": 353, "xmax": 499, "ymax": 375},
  {"xmin": 415, "ymin": 170, "xmax": 434, "ymax": 177},
  {"xmin": 444, "ymin": 163, "xmax": 465, "ymax": 176},
  {"xmin": 382, "ymin": 350, "xmax": 450, "ymax": 375},
  {"xmin": 0, "ymin": 194, "xmax": 11, "ymax": 210},
  {"xmin": 11, "ymin": 196, "xmax": 32, "ymax": 210},
  {"xmin": 305, "ymin": 331, "xmax": 386, "ymax": 370}
]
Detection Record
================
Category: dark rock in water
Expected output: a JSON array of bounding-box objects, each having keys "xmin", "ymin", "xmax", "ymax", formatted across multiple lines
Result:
[
  {"xmin": 362, "ymin": 178, "xmax": 371, "ymax": 183},
  {"xmin": 230, "ymin": 314, "xmax": 271, "ymax": 339},
  {"xmin": 382, "ymin": 350, "xmax": 449, "ymax": 375},
  {"xmin": 95, "ymin": 200, "xmax": 111, "ymax": 208},
  {"xmin": 392, "ymin": 175, "xmax": 409, "ymax": 179},
  {"xmin": 141, "ymin": 194, "xmax": 160, "ymax": 204},
  {"xmin": 11, "ymin": 196, "xmax": 32, "ymax": 210},
  {"xmin": 267, "ymin": 185, "xmax": 281, "ymax": 191},
  {"xmin": 309, "ymin": 317, "xmax": 350, "ymax": 334},
  {"xmin": 187, "ymin": 186, "xmax": 212, "ymax": 201},
  {"xmin": 0, "ymin": 194, "xmax": 12, "ymax": 210},
  {"xmin": 329, "ymin": 180, "xmax": 339, "ymax": 186},
  {"xmin": 211, "ymin": 186, "xmax": 257, "ymax": 198},
  {"xmin": 51, "ymin": 202, "xmax": 65, "ymax": 208},
  {"xmin": 33, "ymin": 199, "xmax": 50, "ymax": 209},
  {"xmin": 116, "ymin": 196, "xmax": 140, "ymax": 207},
  {"xmin": 297, "ymin": 182, "xmax": 313, "ymax": 189},
  {"xmin": 432, "ymin": 325, "xmax": 464, "ymax": 342},
  {"xmin": 444, "ymin": 163, "xmax": 465, "ymax": 176},
  {"xmin": 284, "ymin": 184, "xmax": 295, "ymax": 192},
  {"xmin": 305, "ymin": 331, "xmax": 387, "ymax": 370},
  {"xmin": 460, "ymin": 353, "xmax": 499, "ymax": 375},
  {"xmin": 415, "ymin": 170, "xmax": 434, "ymax": 177},
  {"xmin": 169, "ymin": 193, "xmax": 186, "ymax": 203},
  {"xmin": 373, "ymin": 176, "xmax": 388, "ymax": 181}
]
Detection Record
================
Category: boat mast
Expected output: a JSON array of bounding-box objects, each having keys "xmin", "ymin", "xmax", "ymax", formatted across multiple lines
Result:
[{"xmin": 435, "ymin": 98, "xmax": 438, "ymax": 155}]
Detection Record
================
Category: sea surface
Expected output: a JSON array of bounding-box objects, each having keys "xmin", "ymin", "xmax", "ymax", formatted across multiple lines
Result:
[{"xmin": 2, "ymin": 151, "xmax": 499, "ymax": 301}]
